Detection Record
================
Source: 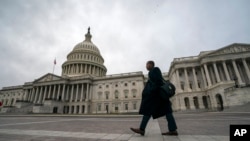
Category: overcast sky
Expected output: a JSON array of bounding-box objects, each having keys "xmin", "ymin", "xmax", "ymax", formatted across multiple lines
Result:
[{"xmin": 0, "ymin": 0, "xmax": 249, "ymax": 88}]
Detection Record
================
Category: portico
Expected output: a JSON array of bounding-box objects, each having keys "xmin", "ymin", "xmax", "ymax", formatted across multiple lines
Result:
[{"xmin": 168, "ymin": 43, "xmax": 250, "ymax": 111}]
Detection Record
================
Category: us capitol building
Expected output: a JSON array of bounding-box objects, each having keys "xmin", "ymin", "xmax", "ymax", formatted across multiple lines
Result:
[{"xmin": 1, "ymin": 28, "xmax": 250, "ymax": 114}]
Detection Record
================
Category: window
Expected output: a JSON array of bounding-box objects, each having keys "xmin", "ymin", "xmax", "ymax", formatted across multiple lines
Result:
[
  {"xmin": 115, "ymin": 90, "xmax": 119, "ymax": 99},
  {"xmin": 115, "ymin": 104, "xmax": 119, "ymax": 112},
  {"xmin": 179, "ymin": 72, "xmax": 182, "ymax": 77},
  {"xmin": 124, "ymin": 90, "xmax": 129, "ymax": 98},
  {"xmin": 133, "ymin": 103, "xmax": 137, "ymax": 110},
  {"xmin": 181, "ymin": 82, "xmax": 184, "ymax": 90},
  {"xmin": 98, "ymin": 92, "xmax": 102, "ymax": 99},
  {"xmin": 105, "ymin": 92, "xmax": 109, "ymax": 99},
  {"xmin": 132, "ymin": 82, "xmax": 136, "ymax": 86},
  {"xmin": 189, "ymin": 81, "xmax": 193, "ymax": 89},
  {"xmin": 132, "ymin": 89, "xmax": 137, "ymax": 98},
  {"xmin": 125, "ymin": 103, "xmax": 128, "ymax": 110},
  {"xmin": 106, "ymin": 85, "xmax": 109, "ymax": 88},
  {"xmin": 98, "ymin": 104, "xmax": 101, "ymax": 111},
  {"xmin": 198, "ymin": 81, "xmax": 201, "ymax": 88},
  {"xmin": 124, "ymin": 83, "xmax": 128, "ymax": 86}
]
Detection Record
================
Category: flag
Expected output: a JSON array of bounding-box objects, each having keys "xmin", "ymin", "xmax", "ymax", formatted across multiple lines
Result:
[{"xmin": 54, "ymin": 58, "xmax": 56, "ymax": 65}]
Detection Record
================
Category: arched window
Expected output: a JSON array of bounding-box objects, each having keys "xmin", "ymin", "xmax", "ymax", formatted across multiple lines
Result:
[
  {"xmin": 105, "ymin": 91, "xmax": 110, "ymax": 99},
  {"xmin": 132, "ymin": 89, "xmax": 137, "ymax": 98},
  {"xmin": 124, "ymin": 90, "xmax": 129, "ymax": 98},
  {"xmin": 114, "ymin": 90, "xmax": 119, "ymax": 99}
]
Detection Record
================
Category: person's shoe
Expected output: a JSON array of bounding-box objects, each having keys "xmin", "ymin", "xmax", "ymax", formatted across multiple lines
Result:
[
  {"xmin": 162, "ymin": 131, "xmax": 178, "ymax": 136},
  {"xmin": 130, "ymin": 128, "xmax": 145, "ymax": 136}
]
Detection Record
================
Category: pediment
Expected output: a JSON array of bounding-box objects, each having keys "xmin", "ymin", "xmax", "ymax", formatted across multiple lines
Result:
[
  {"xmin": 34, "ymin": 73, "xmax": 64, "ymax": 83},
  {"xmin": 207, "ymin": 43, "xmax": 250, "ymax": 56}
]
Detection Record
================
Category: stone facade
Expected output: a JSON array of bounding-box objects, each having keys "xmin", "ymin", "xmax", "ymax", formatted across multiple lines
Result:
[
  {"xmin": 168, "ymin": 43, "xmax": 250, "ymax": 111},
  {"xmin": 1, "ymin": 29, "xmax": 250, "ymax": 114}
]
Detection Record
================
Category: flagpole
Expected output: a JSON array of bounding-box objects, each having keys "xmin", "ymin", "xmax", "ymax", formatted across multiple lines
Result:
[{"xmin": 53, "ymin": 64, "xmax": 55, "ymax": 74}]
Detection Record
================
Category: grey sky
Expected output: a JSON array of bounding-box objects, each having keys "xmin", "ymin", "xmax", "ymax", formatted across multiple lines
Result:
[{"xmin": 0, "ymin": 0, "xmax": 250, "ymax": 88}]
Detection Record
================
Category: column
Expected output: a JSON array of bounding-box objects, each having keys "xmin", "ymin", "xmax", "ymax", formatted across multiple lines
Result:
[
  {"xmin": 89, "ymin": 84, "xmax": 92, "ymax": 100},
  {"xmin": 192, "ymin": 67, "xmax": 199, "ymax": 91},
  {"xmin": 42, "ymin": 86, "xmax": 47, "ymax": 102},
  {"xmin": 213, "ymin": 62, "xmax": 221, "ymax": 83},
  {"xmin": 48, "ymin": 85, "xmax": 52, "ymax": 99},
  {"xmin": 85, "ymin": 83, "xmax": 89, "ymax": 101},
  {"xmin": 232, "ymin": 60, "xmax": 243, "ymax": 84},
  {"xmin": 23, "ymin": 89, "xmax": 27, "ymax": 101},
  {"xmin": 80, "ymin": 83, "xmax": 84, "ymax": 102},
  {"xmin": 84, "ymin": 104, "xmax": 88, "ymax": 114},
  {"xmin": 222, "ymin": 61, "xmax": 231, "ymax": 81},
  {"xmin": 80, "ymin": 64, "xmax": 83, "ymax": 73},
  {"xmin": 27, "ymin": 89, "xmax": 31, "ymax": 101},
  {"xmin": 79, "ymin": 105, "xmax": 82, "ymax": 114},
  {"xmin": 76, "ymin": 64, "xmax": 79, "ymax": 74},
  {"xmin": 75, "ymin": 84, "xmax": 79, "ymax": 102},
  {"xmin": 36, "ymin": 87, "xmax": 40, "ymax": 103},
  {"xmin": 67, "ymin": 65, "xmax": 69, "ymax": 74},
  {"xmin": 34, "ymin": 87, "xmax": 39, "ymax": 103},
  {"xmin": 66, "ymin": 85, "xmax": 69, "ymax": 101},
  {"xmin": 85, "ymin": 65, "xmax": 87, "ymax": 73},
  {"xmin": 89, "ymin": 65, "xmax": 91, "ymax": 74},
  {"xmin": 242, "ymin": 58, "xmax": 250, "ymax": 82},
  {"xmin": 189, "ymin": 97, "xmax": 195, "ymax": 110},
  {"xmin": 29, "ymin": 89, "xmax": 33, "ymax": 102},
  {"xmin": 175, "ymin": 69, "xmax": 181, "ymax": 92},
  {"xmin": 38, "ymin": 86, "xmax": 43, "ymax": 104},
  {"xmin": 209, "ymin": 66, "xmax": 215, "ymax": 85},
  {"xmin": 52, "ymin": 85, "xmax": 56, "ymax": 99},
  {"xmin": 31, "ymin": 88, "xmax": 35, "ymax": 102},
  {"xmin": 70, "ymin": 85, "xmax": 74, "ymax": 102},
  {"xmin": 68, "ymin": 106, "xmax": 72, "ymax": 114},
  {"xmin": 57, "ymin": 84, "xmax": 61, "ymax": 100},
  {"xmin": 93, "ymin": 66, "xmax": 96, "ymax": 75},
  {"xmin": 198, "ymin": 96, "xmax": 205, "ymax": 109},
  {"xmin": 61, "ymin": 84, "xmax": 65, "ymax": 101},
  {"xmin": 201, "ymin": 67, "xmax": 207, "ymax": 88},
  {"xmin": 204, "ymin": 64, "xmax": 212, "ymax": 87},
  {"xmin": 96, "ymin": 68, "xmax": 99, "ymax": 76},
  {"xmin": 184, "ymin": 68, "xmax": 190, "ymax": 91}
]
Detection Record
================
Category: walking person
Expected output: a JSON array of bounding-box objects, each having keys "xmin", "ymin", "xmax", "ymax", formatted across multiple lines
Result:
[{"xmin": 130, "ymin": 60, "xmax": 178, "ymax": 136}]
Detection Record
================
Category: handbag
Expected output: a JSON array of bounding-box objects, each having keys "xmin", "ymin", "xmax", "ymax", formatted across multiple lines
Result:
[{"xmin": 160, "ymin": 80, "xmax": 176, "ymax": 100}]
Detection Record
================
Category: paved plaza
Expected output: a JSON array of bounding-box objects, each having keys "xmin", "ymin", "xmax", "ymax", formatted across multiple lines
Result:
[{"xmin": 0, "ymin": 110, "xmax": 249, "ymax": 141}]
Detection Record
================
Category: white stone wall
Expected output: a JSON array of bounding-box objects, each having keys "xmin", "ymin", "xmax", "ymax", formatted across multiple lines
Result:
[{"xmin": 91, "ymin": 72, "xmax": 144, "ymax": 114}]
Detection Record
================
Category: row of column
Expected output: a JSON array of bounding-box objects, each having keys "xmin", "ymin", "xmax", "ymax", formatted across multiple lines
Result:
[
  {"xmin": 173, "ymin": 58, "xmax": 250, "ymax": 92},
  {"xmin": 64, "ymin": 104, "xmax": 89, "ymax": 114},
  {"xmin": 181, "ymin": 96, "xmax": 206, "ymax": 110},
  {"xmin": 0, "ymin": 98, "xmax": 15, "ymax": 107},
  {"xmin": 62, "ymin": 63, "xmax": 105, "ymax": 76},
  {"xmin": 68, "ymin": 53, "xmax": 102, "ymax": 64},
  {"xmin": 24, "ymin": 83, "xmax": 91, "ymax": 104}
]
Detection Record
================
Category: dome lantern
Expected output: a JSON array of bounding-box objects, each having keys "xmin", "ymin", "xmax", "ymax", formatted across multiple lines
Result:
[{"xmin": 85, "ymin": 27, "xmax": 92, "ymax": 42}]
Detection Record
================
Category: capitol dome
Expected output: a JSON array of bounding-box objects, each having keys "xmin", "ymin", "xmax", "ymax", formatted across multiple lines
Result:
[{"xmin": 62, "ymin": 28, "xmax": 107, "ymax": 77}]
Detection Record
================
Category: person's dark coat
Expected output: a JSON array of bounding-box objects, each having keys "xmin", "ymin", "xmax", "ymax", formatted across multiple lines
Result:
[{"xmin": 139, "ymin": 67, "xmax": 173, "ymax": 119}]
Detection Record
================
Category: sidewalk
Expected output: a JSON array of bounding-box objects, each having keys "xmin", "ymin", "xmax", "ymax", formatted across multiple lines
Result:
[{"xmin": 129, "ymin": 119, "xmax": 229, "ymax": 141}]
